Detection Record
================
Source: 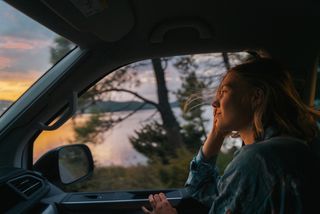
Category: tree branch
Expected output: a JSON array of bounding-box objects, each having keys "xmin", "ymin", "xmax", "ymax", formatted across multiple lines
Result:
[
  {"xmin": 141, "ymin": 109, "xmax": 159, "ymax": 123},
  {"xmin": 99, "ymin": 103, "xmax": 147, "ymax": 131},
  {"xmin": 100, "ymin": 88, "xmax": 160, "ymax": 110},
  {"xmin": 118, "ymin": 103, "xmax": 147, "ymax": 122}
]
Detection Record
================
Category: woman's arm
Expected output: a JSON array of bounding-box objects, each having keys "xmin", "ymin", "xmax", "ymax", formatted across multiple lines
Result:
[
  {"xmin": 202, "ymin": 129, "xmax": 226, "ymax": 159},
  {"xmin": 186, "ymin": 106, "xmax": 229, "ymax": 206},
  {"xmin": 184, "ymin": 146, "xmax": 221, "ymax": 207},
  {"xmin": 143, "ymin": 146, "xmax": 274, "ymax": 214},
  {"xmin": 185, "ymin": 107, "xmax": 229, "ymax": 206}
]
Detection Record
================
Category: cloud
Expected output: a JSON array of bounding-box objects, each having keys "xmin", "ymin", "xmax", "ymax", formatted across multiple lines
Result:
[
  {"xmin": 0, "ymin": 56, "xmax": 12, "ymax": 69},
  {"xmin": 0, "ymin": 36, "xmax": 52, "ymax": 51},
  {"xmin": 0, "ymin": 39, "xmax": 53, "ymax": 74},
  {"xmin": 0, "ymin": 2, "xmax": 61, "ymax": 75},
  {"xmin": 0, "ymin": 69, "xmax": 44, "ymax": 100},
  {"xmin": 0, "ymin": 80, "xmax": 30, "ymax": 101},
  {"xmin": 0, "ymin": 69, "xmax": 42, "ymax": 82}
]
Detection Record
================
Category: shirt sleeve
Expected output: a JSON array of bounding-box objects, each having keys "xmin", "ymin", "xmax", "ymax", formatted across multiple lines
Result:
[
  {"xmin": 184, "ymin": 147, "xmax": 220, "ymax": 208},
  {"xmin": 185, "ymin": 146, "xmax": 275, "ymax": 213}
]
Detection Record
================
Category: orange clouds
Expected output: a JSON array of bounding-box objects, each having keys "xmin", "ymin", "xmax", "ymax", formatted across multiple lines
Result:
[
  {"xmin": 0, "ymin": 80, "xmax": 31, "ymax": 100},
  {"xmin": 0, "ymin": 70, "xmax": 42, "ymax": 100},
  {"xmin": 0, "ymin": 56, "xmax": 12, "ymax": 69},
  {"xmin": 0, "ymin": 36, "xmax": 52, "ymax": 101},
  {"xmin": 1, "ymin": 40, "xmax": 33, "ymax": 50},
  {"xmin": 0, "ymin": 70, "xmax": 39, "ymax": 81},
  {"xmin": 0, "ymin": 36, "xmax": 51, "ymax": 50}
]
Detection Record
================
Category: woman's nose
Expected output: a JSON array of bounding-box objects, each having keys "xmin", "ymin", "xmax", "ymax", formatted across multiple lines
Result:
[{"xmin": 211, "ymin": 99, "xmax": 219, "ymax": 108}]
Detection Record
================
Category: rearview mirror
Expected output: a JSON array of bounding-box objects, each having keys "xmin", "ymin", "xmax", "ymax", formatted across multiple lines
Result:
[{"xmin": 34, "ymin": 144, "xmax": 94, "ymax": 187}]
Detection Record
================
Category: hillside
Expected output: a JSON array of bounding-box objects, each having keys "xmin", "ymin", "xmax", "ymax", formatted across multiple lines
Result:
[
  {"xmin": 83, "ymin": 100, "xmax": 179, "ymax": 113},
  {"xmin": 0, "ymin": 100, "xmax": 180, "ymax": 115}
]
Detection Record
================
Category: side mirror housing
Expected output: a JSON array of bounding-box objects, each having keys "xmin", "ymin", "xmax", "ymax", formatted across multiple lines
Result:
[{"xmin": 34, "ymin": 144, "xmax": 94, "ymax": 187}]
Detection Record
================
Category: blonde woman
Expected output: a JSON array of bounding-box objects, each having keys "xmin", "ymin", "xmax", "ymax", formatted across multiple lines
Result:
[{"xmin": 142, "ymin": 58, "xmax": 320, "ymax": 214}]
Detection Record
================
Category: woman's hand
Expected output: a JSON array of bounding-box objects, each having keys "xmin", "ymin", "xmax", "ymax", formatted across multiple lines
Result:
[
  {"xmin": 142, "ymin": 193, "xmax": 177, "ymax": 214},
  {"xmin": 212, "ymin": 107, "xmax": 230, "ymax": 137},
  {"xmin": 202, "ymin": 108, "xmax": 229, "ymax": 159}
]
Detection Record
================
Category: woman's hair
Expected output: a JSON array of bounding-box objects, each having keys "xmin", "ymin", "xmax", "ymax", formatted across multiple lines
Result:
[{"xmin": 230, "ymin": 58, "xmax": 320, "ymax": 142}]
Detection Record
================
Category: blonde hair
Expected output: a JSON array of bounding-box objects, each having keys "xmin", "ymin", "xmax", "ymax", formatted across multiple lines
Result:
[{"xmin": 230, "ymin": 58, "xmax": 320, "ymax": 142}]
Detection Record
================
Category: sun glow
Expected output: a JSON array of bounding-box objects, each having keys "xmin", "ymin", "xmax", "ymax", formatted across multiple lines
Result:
[
  {"xmin": 0, "ymin": 80, "xmax": 32, "ymax": 100},
  {"xmin": 0, "ymin": 70, "xmax": 41, "ymax": 101}
]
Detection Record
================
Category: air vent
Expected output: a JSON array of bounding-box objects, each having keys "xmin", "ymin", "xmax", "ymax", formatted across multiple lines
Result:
[{"xmin": 8, "ymin": 175, "xmax": 44, "ymax": 198}]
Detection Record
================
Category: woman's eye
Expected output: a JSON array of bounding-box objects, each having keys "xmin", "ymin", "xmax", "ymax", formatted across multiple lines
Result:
[{"xmin": 216, "ymin": 88, "xmax": 226, "ymax": 99}]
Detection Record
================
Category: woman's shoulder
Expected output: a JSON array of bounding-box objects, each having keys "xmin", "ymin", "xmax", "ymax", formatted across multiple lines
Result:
[
  {"xmin": 229, "ymin": 136, "xmax": 312, "ymax": 174},
  {"xmin": 241, "ymin": 136, "xmax": 309, "ymax": 156}
]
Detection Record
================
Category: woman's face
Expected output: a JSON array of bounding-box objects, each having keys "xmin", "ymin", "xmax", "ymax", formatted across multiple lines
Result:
[{"xmin": 212, "ymin": 71, "xmax": 253, "ymax": 132}]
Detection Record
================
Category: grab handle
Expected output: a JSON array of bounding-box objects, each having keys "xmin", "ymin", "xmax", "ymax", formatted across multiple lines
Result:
[
  {"xmin": 150, "ymin": 19, "xmax": 213, "ymax": 43},
  {"xmin": 38, "ymin": 92, "xmax": 77, "ymax": 131}
]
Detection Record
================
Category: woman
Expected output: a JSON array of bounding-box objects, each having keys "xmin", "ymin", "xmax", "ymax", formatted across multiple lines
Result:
[{"xmin": 142, "ymin": 58, "xmax": 320, "ymax": 214}]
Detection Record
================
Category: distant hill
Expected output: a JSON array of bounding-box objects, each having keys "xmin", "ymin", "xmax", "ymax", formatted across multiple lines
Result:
[
  {"xmin": 84, "ymin": 100, "xmax": 179, "ymax": 113},
  {"xmin": 0, "ymin": 99, "xmax": 179, "ymax": 115},
  {"xmin": 0, "ymin": 100, "xmax": 13, "ymax": 115}
]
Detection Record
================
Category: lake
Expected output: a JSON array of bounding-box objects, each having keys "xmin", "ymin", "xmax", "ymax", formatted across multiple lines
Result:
[{"xmin": 34, "ymin": 107, "xmax": 241, "ymax": 166}]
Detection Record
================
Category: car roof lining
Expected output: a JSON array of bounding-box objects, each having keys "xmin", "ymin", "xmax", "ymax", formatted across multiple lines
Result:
[
  {"xmin": 6, "ymin": 0, "xmax": 320, "ymax": 48},
  {"xmin": 40, "ymin": 0, "xmax": 135, "ymax": 42},
  {"xmin": 4, "ymin": 0, "xmax": 320, "ymax": 104}
]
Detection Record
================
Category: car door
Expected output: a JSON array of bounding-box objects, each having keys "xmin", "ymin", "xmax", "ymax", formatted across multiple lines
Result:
[{"xmin": 31, "ymin": 52, "xmax": 249, "ymax": 213}]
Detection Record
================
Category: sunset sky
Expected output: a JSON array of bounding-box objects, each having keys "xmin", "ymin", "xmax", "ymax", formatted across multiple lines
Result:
[{"xmin": 0, "ymin": 1, "xmax": 59, "ymax": 101}]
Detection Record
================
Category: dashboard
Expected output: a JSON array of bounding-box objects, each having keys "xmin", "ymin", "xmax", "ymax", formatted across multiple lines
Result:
[
  {"xmin": 0, "ymin": 167, "xmax": 207, "ymax": 214},
  {"xmin": 0, "ymin": 167, "xmax": 55, "ymax": 213}
]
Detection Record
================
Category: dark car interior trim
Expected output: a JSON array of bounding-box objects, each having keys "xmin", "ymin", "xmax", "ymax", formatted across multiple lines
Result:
[{"xmin": 1, "ymin": 0, "xmax": 319, "ymax": 213}]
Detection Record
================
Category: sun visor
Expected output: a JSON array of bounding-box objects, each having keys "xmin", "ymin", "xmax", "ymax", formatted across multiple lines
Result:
[{"xmin": 41, "ymin": 0, "xmax": 134, "ymax": 42}]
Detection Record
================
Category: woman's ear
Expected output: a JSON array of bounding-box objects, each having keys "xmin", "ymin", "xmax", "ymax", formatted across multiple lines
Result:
[{"xmin": 251, "ymin": 88, "xmax": 264, "ymax": 108}]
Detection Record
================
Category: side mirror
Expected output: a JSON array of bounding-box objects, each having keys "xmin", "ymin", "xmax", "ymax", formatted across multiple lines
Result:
[{"xmin": 34, "ymin": 144, "xmax": 94, "ymax": 187}]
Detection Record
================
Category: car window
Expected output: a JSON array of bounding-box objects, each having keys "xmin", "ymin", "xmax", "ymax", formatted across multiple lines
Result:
[
  {"xmin": 34, "ymin": 52, "xmax": 249, "ymax": 192},
  {"xmin": 0, "ymin": 1, "xmax": 75, "ymax": 117}
]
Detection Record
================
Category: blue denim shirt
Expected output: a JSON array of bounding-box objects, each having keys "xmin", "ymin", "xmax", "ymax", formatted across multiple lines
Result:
[{"xmin": 185, "ymin": 129, "xmax": 319, "ymax": 213}]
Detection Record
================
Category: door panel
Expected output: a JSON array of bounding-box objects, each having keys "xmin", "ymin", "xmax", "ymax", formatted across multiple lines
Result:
[{"xmin": 58, "ymin": 189, "xmax": 209, "ymax": 214}]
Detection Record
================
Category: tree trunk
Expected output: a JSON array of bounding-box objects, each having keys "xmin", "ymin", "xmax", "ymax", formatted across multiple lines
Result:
[
  {"xmin": 222, "ymin": 52, "xmax": 230, "ymax": 71},
  {"xmin": 151, "ymin": 58, "xmax": 184, "ymax": 149}
]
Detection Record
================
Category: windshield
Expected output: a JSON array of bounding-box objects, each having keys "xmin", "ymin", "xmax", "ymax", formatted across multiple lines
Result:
[{"xmin": 0, "ymin": 1, "xmax": 75, "ymax": 117}]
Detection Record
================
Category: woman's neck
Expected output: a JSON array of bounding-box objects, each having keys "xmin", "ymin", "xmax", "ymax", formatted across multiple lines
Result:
[{"xmin": 239, "ymin": 126, "xmax": 255, "ymax": 145}]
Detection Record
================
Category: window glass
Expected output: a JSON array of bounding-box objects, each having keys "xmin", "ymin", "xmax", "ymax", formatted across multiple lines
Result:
[
  {"xmin": 0, "ymin": 1, "xmax": 75, "ymax": 117},
  {"xmin": 34, "ymin": 52, "xmax": 249, "ymax": 191}
]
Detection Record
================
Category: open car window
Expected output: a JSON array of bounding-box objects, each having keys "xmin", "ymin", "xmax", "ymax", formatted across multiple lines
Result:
[
  {"xmin": 0, "ymin": 1, "xmax": 75, "ymax": 117},
  {"xmin": 33, "ymin": 52, "xmax": 249, "ymax": 192}
]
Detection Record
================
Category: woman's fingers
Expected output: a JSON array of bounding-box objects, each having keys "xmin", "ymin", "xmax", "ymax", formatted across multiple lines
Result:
[
  {"xmin": 154, "ymin": 194, "xmax": 162, "ymax": 202},
  {"xmin": 148, "ymin": 193, "xmax": 163, "ymax": 208},
  {"xmin": 148, "ymin": 194, "xmax": 156, "ymax": 208},
  {"xmin": 159, "ymin": 192, "xmax": 167, "ymax": 201},
  {"xmin": 153, "ymin": 194, "xmax": 163, "ymax": 210},
  {"xmin": 144, "ymin": 193, "xmax": 177, "ymax": 214},
  {"xmin": 159, "ymin": 193, "xmax": 173, "ymax": 208},
  {"xmin": 213, "ymin": 108, "xmax": 218, "ymax": 127},
  {"xmin": 141, "ymin": 206, "xmax": 152, "ymax": 214}
]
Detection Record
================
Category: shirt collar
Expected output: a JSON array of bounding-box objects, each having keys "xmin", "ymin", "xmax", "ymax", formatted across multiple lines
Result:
[{"xmin": 254, "ymin": 126, "xmax": 280, "ymax": 144}]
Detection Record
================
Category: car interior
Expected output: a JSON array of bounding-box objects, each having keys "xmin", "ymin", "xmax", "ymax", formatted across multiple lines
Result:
[{"xmin": 0, "ymin": 0, "xmax": 319, "ymax": 213}]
